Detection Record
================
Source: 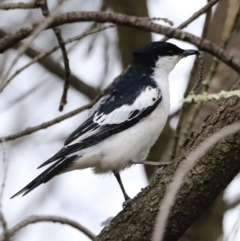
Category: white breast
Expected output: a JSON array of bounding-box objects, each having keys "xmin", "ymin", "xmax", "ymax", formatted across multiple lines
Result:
[
  {"xmin": 67, "ymin": 97, "xmax": 169, "ymax": 174},
  {"xmin": 69, "ymin": 60, "xmax": 172, "ymax": 173}
]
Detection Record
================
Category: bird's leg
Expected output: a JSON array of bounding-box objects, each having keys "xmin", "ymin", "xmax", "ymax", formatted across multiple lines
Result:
[
  {"xmin": 113, "ymin": 171, "xmax": 131, "ymax": 208},
  {"xmin": 130, "ymin": 160, "xmax": 170, "ymax": 167}
]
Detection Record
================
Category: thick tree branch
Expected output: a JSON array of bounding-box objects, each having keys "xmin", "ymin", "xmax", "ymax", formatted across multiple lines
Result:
[
  {"xmin": 93, "ymin": 81, "xmax": 240, "ymax": 241},
  {"xmin": 0, "ymin": 12, "xmax": 240, "ymax": 73},
  {"xmin": 153, "ymin": 122, "xmax": 240, "ymax": 241}
]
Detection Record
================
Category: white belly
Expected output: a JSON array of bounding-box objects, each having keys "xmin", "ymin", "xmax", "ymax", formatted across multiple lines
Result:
[{"xmin": 69, "ymin": 99, "xmax": 169, "ymax": 174}]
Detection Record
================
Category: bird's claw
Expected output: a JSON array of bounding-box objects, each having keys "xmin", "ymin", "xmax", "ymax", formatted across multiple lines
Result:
[{"xmin": 122, "ymin": 198, "xmax": 132, "ymax": 208}]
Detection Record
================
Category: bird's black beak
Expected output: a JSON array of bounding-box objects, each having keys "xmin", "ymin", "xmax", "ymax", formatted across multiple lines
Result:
[{"xmin": 182, "ymin": 49, "xmax": 199, "ymax": 57}]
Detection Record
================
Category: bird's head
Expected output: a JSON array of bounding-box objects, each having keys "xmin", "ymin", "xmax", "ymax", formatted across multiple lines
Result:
[{"xmin": 132, "ymin": 41, "xmax": 199, "ymax": 75}]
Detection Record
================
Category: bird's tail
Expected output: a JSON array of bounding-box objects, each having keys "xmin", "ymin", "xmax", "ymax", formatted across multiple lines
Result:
[{"xmin": 10, "ymin": 155, "xmax": 77, "ymax": 198}]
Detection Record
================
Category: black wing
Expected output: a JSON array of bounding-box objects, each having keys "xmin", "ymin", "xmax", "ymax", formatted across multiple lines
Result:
[
  {"xmin": 10, "ymin": 155, "xmax": 77, "ymax": 198},
  {"xmin": 38, "ymin": 89, "xmax": 162, "ymax": 168},
  {"xmin": 38, "ymin": 66, "xmax": 162, "ymax": 168}
]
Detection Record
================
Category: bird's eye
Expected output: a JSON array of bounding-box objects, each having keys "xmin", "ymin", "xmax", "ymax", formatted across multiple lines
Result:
[{"xmin": 152, "ymin": 98, "xmax": 156, "ymax": 101}]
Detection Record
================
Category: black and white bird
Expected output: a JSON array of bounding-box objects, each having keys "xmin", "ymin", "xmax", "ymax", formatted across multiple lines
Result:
[{"xmin": 11, "ymin": 42, "xmax": 199, "ymax": 206}]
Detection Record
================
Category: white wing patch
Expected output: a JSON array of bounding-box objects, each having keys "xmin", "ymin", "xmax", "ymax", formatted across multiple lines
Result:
[
  {"xmin": 88, "ymin": 94, "xmax": 110, "ymax": 117},
  {"xmin": 93, "ymin": 86, "xmax": 161, "ymax": 125}
]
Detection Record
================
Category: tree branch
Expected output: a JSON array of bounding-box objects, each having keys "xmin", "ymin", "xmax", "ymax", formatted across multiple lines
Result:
[
  {"xmin": 37, "ymin": 0, "xmax": 71, "ymax": 111},
  {"xmin": 0, "ymin": 102, "xmax": 92, "ymax": 142},
  {"xmin": 0, "ymin": 65, "xmax": 126, "ymax": 143},
  {"xmin": 183, "ymin": 89, "xmax": 240, "ymax": 103},
  {"xmin": 0, "ymin": 215, "xmax": 95, "ymax": 241},
  {"xmin": 161, "ymin": 0, "xmax": 219, "ymax": 41},
  {"xmin": 0, "ymin": 1, "xmax": 39, "ymax": 10},
  {"xmin": 153, "ymin": 122, "xmax": 240, "ymax": 241},
  {"xmin": 1, "ymin": 1, "xmax": 63, "ymax": 89},
  {"xmin": 93, "ymin": 81, "xmax": 240, "ymax": 241},
  {"xmin": 0, "ymin": 29, "xmax": 97, "ymax": 99},
  {"xmin": 0, "ymin": 11, "xmax": 239, "ymax": 74}
]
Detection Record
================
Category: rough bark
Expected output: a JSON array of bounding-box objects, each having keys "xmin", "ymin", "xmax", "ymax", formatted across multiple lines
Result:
[
  {"xmin": 179, "ymin": 192, "xmax": 225, "ymax": 241},
  {"xmin": 178, "ymin": 2, "xmax": 231, "ymax": 240},
  {"xmin": 94, "ymin": 81, "xmax": 240, "ymax": 241}
]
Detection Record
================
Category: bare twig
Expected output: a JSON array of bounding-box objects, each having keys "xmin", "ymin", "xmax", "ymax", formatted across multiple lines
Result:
[
  {"xmin": 152, "ymin": 122, "xmax": 240, "ymax": 241},
  {"xmin": 0, "ymin": 25, "xmax": 115, "ymax": 93},
  {"xmin": 0, "ymin": 102, "xmax": 92, "ymax": 142},
  {"xmin": 0, "ymin": 211, "xmax": 8, "ymax": 241},
  {"xmin": 171, "ymin": 4, "xmax": 211, "ymax": 159},
  {"xmin": 1, "ymin": 1, "xmax": 64, "ymax": 87},
  {"xmin": 171, "ymin": 55, "xmax": 204, "ymax": 156},
  {"xmin": 0, "ymin": 1, "xmax": 39, "ymax": 10},
  {"xmin": 0, "ymin": 29, "xmax": 97, "ymax": 99},
  {"xmin": 0, "ymin": 12, "xmax": 240, "ymax": 74},
  {"xmin": 202, "ymin": 0, "xmax": 240, "ymax": 92},
  {"xmin": 0, "ymin": 47, "xmax": 124, "ymax": 143},
  {"xmin": 0, "ymin": 142, "xmax": 9, "ymax": 206},
  {"xmin": 0, "ymin": 141, "xmax": 9, "ymax": 241},
  {"xmin": 0, "ymin": 215, "xmax": 95, "ymax": 241},
  {"xmin": 161, "ymin": 0, "xmax": 219, "ymax": 41},
  {"xmin": 190, "ymin": 53, "xmax": 205, "ymax": 94},
  {"xmin": 56, "ymin": 27, "xmax": 71, "ymax": 111},
  {"xmin": 37, "ymin": 0, "xmax": 70, "ymax": 111},
  {"xmin": 182, "ymin": 0, "xmax": 240, "ymax": 140}
]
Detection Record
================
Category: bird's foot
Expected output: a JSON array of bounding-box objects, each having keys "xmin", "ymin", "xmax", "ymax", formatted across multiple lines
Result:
[
  {"xmin": 130, "ymin": 160, "xmax": 171, "ymax": 168},
  {"xmin": 122, "ymin": 197, "xmax": 132, "ymax": 208}
]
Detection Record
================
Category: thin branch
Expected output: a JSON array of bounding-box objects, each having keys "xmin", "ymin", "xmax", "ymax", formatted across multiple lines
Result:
[
  {"xmin": 55, "ymin": 27, "xmax": 71, "ymax": 111},
  {"xmin": 152, "ymin": 122, "xmax": 240, "ymax": 241},
  {"xmin": 0, "ymin": 102, "xmax": 92, "ymax": 142},
  {"xmin": 0, "ymin": 12, "xmax": 240, "ymax": 74},
  {"xmin": 202, "ymin": 0, "xmax": 240, "ymax": 92},
  {"xmin": 182, "ymin": 0, "xmax": 240, "ymax": 140},
  {"xmin": 0, "ymin": 29, "xmax": 97, "ymax": 99},
  {"xmin": 0, "ymin": 215, "xmax": 95, "ymax": 241},
  {"xmin": 0, "ymin": 142, "xmax": 9, "ymax": 207},
  {"xmin": 190, "ymin": 54, "xmax": 205, "ymax": 94},
  {"xmin": 1, "ymin": 0, "xmax": 63, "ymax": 87},
  {"xmin": 0, "ymin": 212, "xmax": 8, "ymax": 241},
  {"xmin": 171, "ymin": 4, "xmax": 211, "ymax": 159},
  {"xmin": 161, "ymin": 0, "xmax": 219, "ymax": 41},
  {"xmin": 0, "ymin": 26, "xmax": 115, "ymax": 94},
  {"xmin": 0, "ymin": 45, "xmax": 124, "ymax": 143},
  {"xmin": 37, "ymin": 0, "xmax": 71, "ymax": 111},
  {"xmin": 0, "ymin": 1, "xmax": 39, "ymax": 10},
  {"xmin": 0, "ymin": 141, "xmax": 9, "ymax": 241}
]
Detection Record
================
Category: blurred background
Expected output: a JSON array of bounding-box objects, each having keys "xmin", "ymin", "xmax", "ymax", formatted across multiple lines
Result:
[{"xmin": 1, "ymin": 0, "xmax": 240, "ymax": 240}]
